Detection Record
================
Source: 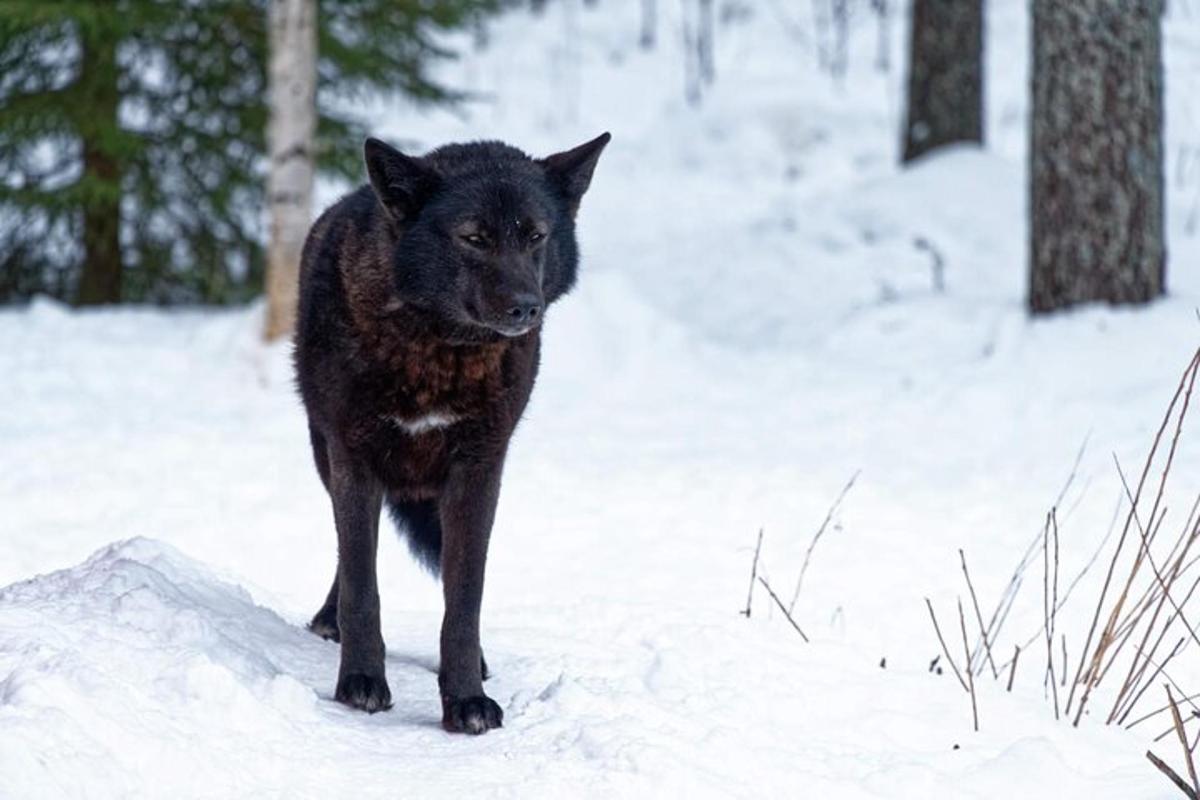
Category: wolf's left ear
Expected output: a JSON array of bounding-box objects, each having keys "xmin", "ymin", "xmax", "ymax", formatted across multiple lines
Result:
[
  {"xmin": 364, "ymin": 138, "xmax": 440, "ymax": 224},
  {"xmin": 539, "ymin": 132, "xmax": 611, "ymax": 216}
]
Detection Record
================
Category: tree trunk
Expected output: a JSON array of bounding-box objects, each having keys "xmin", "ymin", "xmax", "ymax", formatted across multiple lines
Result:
[
  {"xmin": 76, "ymin": 35, "xmax": 122, "ymax": 306},
  {"xmin": 264, "ymin": 0, "xmax": 317, "ymax": 341},
  {"xmin": 901, "ymin": 0, "xmax": 984, "ymax": 163},
  {"xmin": 1029, "ymin": 0, "xmax": 1165, "ymax": 313}
]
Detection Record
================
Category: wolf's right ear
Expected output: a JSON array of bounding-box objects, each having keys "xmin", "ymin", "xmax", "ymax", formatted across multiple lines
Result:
[
  {"xmin": 364, "ymin": 138, "xmax": 439, "ymax": 224},
  {"xmin": 540, "ymin": 132, "xmax": 611, "ymax": 217}
]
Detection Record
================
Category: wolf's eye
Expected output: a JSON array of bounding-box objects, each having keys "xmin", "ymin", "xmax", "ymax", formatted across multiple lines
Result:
[
  {"xmin": 529, "ymin": 231, "xmax": 545, "ymax": 244},
  {"xmin": 461, "ymin": 233, "xmax": 488, "ymax": 248}
]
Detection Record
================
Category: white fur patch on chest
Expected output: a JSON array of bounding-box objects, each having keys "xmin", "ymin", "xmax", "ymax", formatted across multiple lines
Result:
[{"xmin": 386, "ymin": 411, "xmax": 461, "ymax": 435}]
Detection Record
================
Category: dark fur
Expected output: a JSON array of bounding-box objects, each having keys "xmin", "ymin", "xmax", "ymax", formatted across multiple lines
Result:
[{"xmin": 294, "ymin": 133, "xmax": 609, "ymax": 734}]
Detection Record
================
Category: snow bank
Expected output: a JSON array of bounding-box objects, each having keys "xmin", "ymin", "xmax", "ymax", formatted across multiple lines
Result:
[{"xmin": 0, "ymin": 539, "xmax": 1154, "ymax": 799}]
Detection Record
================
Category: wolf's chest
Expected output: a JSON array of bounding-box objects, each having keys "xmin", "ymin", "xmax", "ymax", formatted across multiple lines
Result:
[{"xmin": 358, "ymin": 339, "xmax": 510, "ymax": 433}]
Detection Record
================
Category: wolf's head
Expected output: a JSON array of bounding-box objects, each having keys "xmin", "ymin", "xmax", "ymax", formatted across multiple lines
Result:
[{"xmin": 364, "ymin": 133, "xmax": 610, "ymax": 339}]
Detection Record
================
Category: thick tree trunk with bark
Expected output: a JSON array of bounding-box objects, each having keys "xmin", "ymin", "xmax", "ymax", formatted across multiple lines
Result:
[
  {"xmin": 901, "ymin": 0, "xmax": 984, "ymax": 163},
  {"xmin": 264, "ymin": 0, "xmax": 317, "ymax": 341},
  {"xmin": 1029, "ymin": 0, "xmax": 1165, "ymax": 313},
  {"xmin": 76, "ymin": 36, "xmax": 122, "ymax": 306}
]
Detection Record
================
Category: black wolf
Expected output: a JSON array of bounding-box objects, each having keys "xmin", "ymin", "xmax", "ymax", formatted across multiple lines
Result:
[{"xmin": 293, "ymin": 132, "xmax": 609, "ymax": 734}]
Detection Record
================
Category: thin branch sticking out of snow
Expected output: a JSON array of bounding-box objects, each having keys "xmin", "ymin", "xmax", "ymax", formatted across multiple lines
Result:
[
  {"xmin": 757, "ymin": 576, "xmax": 809, "ymax": 642},
  {"xmin": 789, "ymin": 470, "xmax": 859, "ymax": 615},
  {"xmin": 925, "ymin": 597, "xmax": 968, "ymax": 693},
  {"xmin": 958, "ymin": 598, "xmax": 980, "ymax": 732},
  {"xmin": 1147, "ymin": 749, "xmax": 1199, "ymax": 800},
  {"xmin": 741, "ymin": 528, "xmax": 764, "ymax": 618},
  {"xmin": 960, "ymin": 548, "xmax": 997, "ymax": 679},
  {"xmin": 1168, "ymin": 685, "xmax": 1200, "ymax": 798}
]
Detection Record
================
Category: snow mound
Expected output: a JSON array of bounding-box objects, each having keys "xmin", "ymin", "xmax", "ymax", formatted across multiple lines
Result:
[
  {"xmin": 0, "ymin": 540, "xmax": 1159, "ymax": 799},
  {"xmin": 0, "ymin": 539, "xmax": 322, "ymax": 798}
]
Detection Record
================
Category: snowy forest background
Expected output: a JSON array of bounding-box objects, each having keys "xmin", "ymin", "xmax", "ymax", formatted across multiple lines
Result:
[{"xmin": 4, "ymin": 1, "xmax": 1200, "ymax": 797}]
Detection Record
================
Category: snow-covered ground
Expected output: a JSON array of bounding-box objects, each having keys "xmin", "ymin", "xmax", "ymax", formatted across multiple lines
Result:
[{"xmin": 4, "ymin": 2, "xmax": 1200, "ymax": 797}]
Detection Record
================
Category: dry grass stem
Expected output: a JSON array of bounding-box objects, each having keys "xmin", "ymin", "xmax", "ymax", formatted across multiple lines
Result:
[
  {"xmin": 1168, "ymin": 685, "xmax": 1200, "ymax": 797},
  {"xmin": 741, "ymin": 528, "xmax": 764, "ymax": 618},
  {"xmin": 959, "ymin": 598, "xmax": 979, "ymax": 732},
  {"xmin": 1068, "ymin": 350, "xmax": 1200, "ymax": 726},
  {"xmin": 789, "ymin": 470, "xmax": 859, "ymax": 614},
  {"xmin": 925, "ymin": 597, "xmax": 968, "ymax": 693},
  {"xmin": 1147, "ymin": 749, "xmax": 1199, "ymax": 799},
  {"xmin": 757, "ymin": 576, "xmax": 809, "ymax": 642},
  {"xmin": 1043, "ymin": 511, "xmax": 1061, "ymax": 719},
  {"xmin": 1007, "ymin": 644, "xmax": 1020, "ymax": 692},
  {"xmin": 960, "ymin": 549, "xmax": 998, "ymax": 678}
]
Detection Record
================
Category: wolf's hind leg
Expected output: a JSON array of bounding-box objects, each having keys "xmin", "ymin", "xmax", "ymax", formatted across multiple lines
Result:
[{"xmin": 309, "ymin": 574, "xmax": 340, "ymax": 641}]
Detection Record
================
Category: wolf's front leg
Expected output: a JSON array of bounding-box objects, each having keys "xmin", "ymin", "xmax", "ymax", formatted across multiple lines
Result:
[
  {"xmin": 438, "ymin": 460, "xmax": 504, "ymax": 734},
  {"xmin": 327, "ymin": 441, "xmax": 390, "ymax": 712}
]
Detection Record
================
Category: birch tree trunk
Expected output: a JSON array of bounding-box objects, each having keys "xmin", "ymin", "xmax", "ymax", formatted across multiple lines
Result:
[
  {"xmin": 1028, "ymin": 0, "xmax": 1165, "ymax": 312},
  {"xmin": 264, "ymin": 0, "xmax": 317, "ymax": 341}
]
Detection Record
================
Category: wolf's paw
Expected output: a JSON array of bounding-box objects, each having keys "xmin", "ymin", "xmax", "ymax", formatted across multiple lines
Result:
[
  {"xmin": 442, "ymin": 694, "xmax": 503, "ymax": 735},
  {"xmin": 309, "ymin": 607, "xmax": 340, "ymax": 642},
  {"xmin": 335, "ymin": 673, "xmax": 392, "ymax": 713}
]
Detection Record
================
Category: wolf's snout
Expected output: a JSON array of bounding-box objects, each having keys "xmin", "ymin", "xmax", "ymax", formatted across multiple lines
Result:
[{"xmin": 505, "ymin": 294, "xmax": 542, "ymax": 325}]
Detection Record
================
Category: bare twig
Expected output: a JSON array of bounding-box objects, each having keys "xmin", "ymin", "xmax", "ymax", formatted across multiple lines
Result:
[
  {"xmin": 960, "ymin": 549, "xmax": 998, "ymax": 678},
  {"xmin": 741, "ymin": 528, "xmax": 764, "ymax": 617},
  {"xmin": 1069, "ymin": 350, "xmax": 1200, "ymax": 726},
  {"xmin": 1127, "ymin": 687, "xmax": 1200, "ymax": 731},
  {"xmin": 925, "ymin": 597, "xmax": 968, "ymax": 692},
  {"xmin": 998, "ymin": 491, "xmax": 1124, "ymax": 672},
  {"xmin": 1120, "ymin": 639, "xmax": 1188, "ymax": 727},
  {"xmin": 1053, "ymin": 512, "xmax": 1061, "ymax": 660},
  {"xmin": 1118, "ymin": 458, "xmax": 1200, "ymax": 652},
  {"xmin": 1044, "ymin": 511, "xmax": 1061, "ymax": 719},
  {"xmin": 1148, "ymin": 750, "xmax": 1199, "ymax": 799},
  {"xmin": 757, "ymin": 576, "xmax": 809, "ymax": 642},
  {"xmin": 1113, "ymin": 519, "xmax": 1200, "ymax": 724},
  {"xmin": 1007, "ymin": 644, "xmax": 1020, "ymax": 692},
  {"xmin": 789, "ymin": 470, "xmax": 859, "ymax": 614},
  {"xmin": 1104, "ymin": 457, "xmax": 1200, "ymax": 724},
  {"xmin": 959, "ymin": 598, "xmax": 979, "ymax": 732},
  {"xmin": 1061, "ymin": 633, "xmax": 1068, "ymax": 688},
  {"xmin": 1168, "ymin": 686, "xmax": 1200, "ymax": 797},
  {"xmin": 986, "ymin": 434, "xmax": 1091, "ymax": 665}
]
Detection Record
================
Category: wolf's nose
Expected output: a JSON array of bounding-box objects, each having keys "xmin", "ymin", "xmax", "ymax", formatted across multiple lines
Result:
[{"xmin": 506, "ymin": 296, "xmax": 541, "ymax": 324}]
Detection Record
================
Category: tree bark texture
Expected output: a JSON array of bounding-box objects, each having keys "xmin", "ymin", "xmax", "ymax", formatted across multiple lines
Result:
[
  {"xmin": 1029, "ymin": 0, "xmax": 1165, "ymax": 312},
  {"xmin": 76, "ymin": 35, "xmax": 123, "ymax": 306},
  {"xmin": 901, "ymin": 0, "xmax": 984, "ymax": 163},
  {"xmin": 265, "ymin": 0, "xmax": 317, "ymax": 340}
]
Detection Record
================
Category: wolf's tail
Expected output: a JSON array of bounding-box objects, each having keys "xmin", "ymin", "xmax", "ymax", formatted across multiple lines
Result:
[{"xmin": 386, "ymin": 498, "xmax": 442, "ymax": 574}]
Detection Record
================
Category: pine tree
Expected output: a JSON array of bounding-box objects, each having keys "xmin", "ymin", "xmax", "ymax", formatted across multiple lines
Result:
[
  {"xmin": 1028, "ymin": 0, "xmax": 1165, "ymax": 312},
  {"xmin": 0, "ymin": 0, "xmax": 498, "ymax": 306},
  {"xmin": 901, "ymin": 0, "xmax": 984, "ymax": 163}
]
